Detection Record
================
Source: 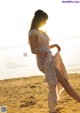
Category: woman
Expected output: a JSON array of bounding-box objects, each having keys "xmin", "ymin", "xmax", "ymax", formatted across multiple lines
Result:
[{"xmin": 28, "ymin": 10, "xmax": 80, "ymax": 113}]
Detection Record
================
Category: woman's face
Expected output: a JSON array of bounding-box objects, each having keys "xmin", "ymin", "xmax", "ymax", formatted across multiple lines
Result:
[{"xmin": 40, "ymin": 20, "xmax": 47, "ymax": 27}]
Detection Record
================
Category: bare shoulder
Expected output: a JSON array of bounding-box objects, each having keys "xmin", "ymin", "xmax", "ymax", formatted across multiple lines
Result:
[
  {"xmin": 29, "ymin": 30, "xmax": 38, "ymax": 52},
  {"xmin": 29, "ymin": 29, "xmax": 38, "ymax": 37},
  {"xmin": 29, "ymin": 29, "xmax": 38, "ymax": 44}
]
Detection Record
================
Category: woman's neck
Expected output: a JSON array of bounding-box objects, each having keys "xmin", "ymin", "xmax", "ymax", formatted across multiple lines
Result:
[{"xmin": 34, "ymin": 27, "xmax": 39, "ymax": 30}]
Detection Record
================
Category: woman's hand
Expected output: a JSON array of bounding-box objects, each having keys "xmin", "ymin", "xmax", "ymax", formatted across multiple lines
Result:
[
  {"xmin": 55, "ymin": 44, "xmax": 61, "ymax": 51},
  {"xmin": 49, "ymin": 44, "xmax": 61, "ymax": 51}
]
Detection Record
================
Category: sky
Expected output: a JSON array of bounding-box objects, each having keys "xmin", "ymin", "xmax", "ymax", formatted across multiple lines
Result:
[
  {"xmin": 0, "ymin": 0, "xmax": 80, "ymax": 79},
  {"xmin": 0, "ymin": 0, "xmax": 80, "ymax": 47}
]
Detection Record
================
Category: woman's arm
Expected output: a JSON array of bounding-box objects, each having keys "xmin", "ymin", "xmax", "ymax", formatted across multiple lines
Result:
[
  {"xmin": 49, "ymin": 44, "xmax": 61, "ymax": 51},
  {"xmin": 49, "ymin": 44, "xmax": 57, "ymax": 49},
  {"xmin": 29, "ymin": 35, "xmax": 47, "ymax": 56}
]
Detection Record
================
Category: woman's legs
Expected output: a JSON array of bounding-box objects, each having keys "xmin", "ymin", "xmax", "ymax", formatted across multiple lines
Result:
[
  {"xmin": 54, "ymin": 67, "xmax": 80, "ymax": 102},
  {"xmin": 48, "ymin": 83, "xmax": 57, "ymax": 113},
  {"xmin": 56, "ymin": 84, "xmax": 64, "ymax": 101}
]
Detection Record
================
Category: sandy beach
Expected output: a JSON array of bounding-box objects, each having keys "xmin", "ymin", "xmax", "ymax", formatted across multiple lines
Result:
[{"xmin": 0, "ymin": 73, "xmax": 80, "ymax": 113}]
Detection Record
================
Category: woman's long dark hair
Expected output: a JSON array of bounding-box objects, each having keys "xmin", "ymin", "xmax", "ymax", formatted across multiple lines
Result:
[{"xmin": 30, "ymin": 10, "xmax": 48, "ymax": 30}]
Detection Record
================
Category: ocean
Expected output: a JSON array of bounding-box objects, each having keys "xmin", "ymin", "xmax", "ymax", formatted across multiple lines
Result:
[{"xmin": 0, "ymin": 44, "xmax": 80, "ymax": 80}]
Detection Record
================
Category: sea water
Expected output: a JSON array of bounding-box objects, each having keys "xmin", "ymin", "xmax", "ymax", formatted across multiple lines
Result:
[{"xmin": 0, "ymin": 39, "xmax": 80, "ymax": 80}]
